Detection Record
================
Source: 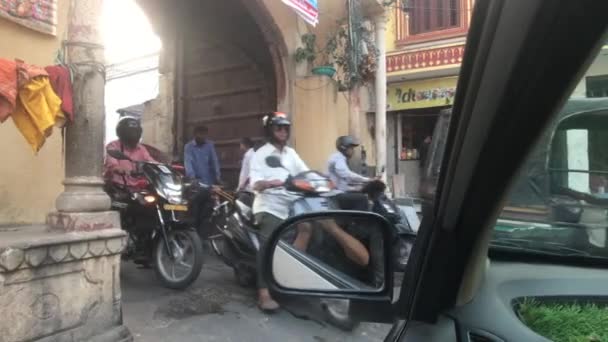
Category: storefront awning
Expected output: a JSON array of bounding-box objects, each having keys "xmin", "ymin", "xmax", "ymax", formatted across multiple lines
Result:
[{"xmin": 387, "ymin": 76, "xmax": 458, "ymax": 111}]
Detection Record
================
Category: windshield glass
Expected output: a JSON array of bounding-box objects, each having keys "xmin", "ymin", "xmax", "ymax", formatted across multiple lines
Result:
[
  {"xmin": 491, "ymin": 46, "xmax": 608, "ymax": 260},
  {"xmin": 423, "ymin": 46, "xmax": 608, "ymax": 261}
]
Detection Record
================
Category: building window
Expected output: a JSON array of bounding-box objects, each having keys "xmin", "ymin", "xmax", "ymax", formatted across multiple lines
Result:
[
  {"xmin": 587, "ymin": 75, "xmax": 608, "ymax": 98},
  {"xmin": 395, "ymin": 0, "xmax": 469, "ymax": 45},
  {"xmin": 409, "ymin": 0, "xmax": 460, "ymax": 35}
]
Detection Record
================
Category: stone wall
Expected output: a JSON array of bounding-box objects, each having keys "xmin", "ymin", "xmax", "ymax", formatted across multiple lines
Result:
[
  {"xmin": 0, "ymin": 226, "xmax": 129, "ymax": 342},
  {"xmin": 0, "ymin": 1, "xmax": 69, "ymax": 225},
  {"xmin": 140, "ymin": 48, "xmax": 175, "ymax": 155}
]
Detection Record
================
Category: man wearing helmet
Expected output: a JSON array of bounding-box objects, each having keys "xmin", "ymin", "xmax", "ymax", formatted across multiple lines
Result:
[
  {"xmin": 104, "ymin": 116, "xmax": 156, "ymax": 187},
  {"xmin": 328, "ymin": 136, "xmax": 372, "ymax": 192},
  {"xmin": 249, "ymin": 111, "xmax": 309, "ymax": 312}
]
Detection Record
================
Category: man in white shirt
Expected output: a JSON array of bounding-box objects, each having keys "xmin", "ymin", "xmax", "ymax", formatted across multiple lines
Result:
[
  {"xmin": 250, "ymin": 115, "xmax": 371, "ymax": 313},
  {"xmin": 249, "ymin": 112, "xmax": 309, "ymax": 312}
]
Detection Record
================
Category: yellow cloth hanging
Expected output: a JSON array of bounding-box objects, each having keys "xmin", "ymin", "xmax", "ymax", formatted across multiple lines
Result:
[{"xmin": 11, "ymin": 76, "xmax": 64, "ymax": 152}]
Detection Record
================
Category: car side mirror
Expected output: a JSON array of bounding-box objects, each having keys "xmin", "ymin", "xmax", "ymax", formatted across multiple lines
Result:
[
  {"xmin": 261, "ymin": 211, "xmax": 395, "ymax": 301},
  {"xmin": 106, "ymin": 149, "xmax": 131, "ymax": 161}
]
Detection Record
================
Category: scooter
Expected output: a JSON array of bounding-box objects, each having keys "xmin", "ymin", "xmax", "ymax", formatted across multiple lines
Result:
[
  {"xmin": 208, "ymin": 156, "xmax": 416, "ymax": 330},
  {"xmin": 105, "ymin": 149, "xmax": 204, "ymax": 290},
  {"xmin": 208, "ymin": 156, "xmax": 347, "ymax": 287}
]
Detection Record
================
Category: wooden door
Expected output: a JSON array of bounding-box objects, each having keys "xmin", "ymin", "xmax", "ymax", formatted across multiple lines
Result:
[{"xmin": 179, "ymin": 0, "xmax": 277, "ymax": 187}]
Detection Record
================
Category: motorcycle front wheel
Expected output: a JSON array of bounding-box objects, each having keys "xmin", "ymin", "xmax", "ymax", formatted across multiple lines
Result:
[
  {"xmin": 321, "ymin": 299, "xmax": 361, "ymax": 332},
  {"xmin": 154, "ymin": 229, "xmax": 204, "ymax": 289}
]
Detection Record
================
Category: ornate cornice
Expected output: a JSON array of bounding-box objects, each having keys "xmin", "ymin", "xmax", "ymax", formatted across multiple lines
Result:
[{"xmin": 387, "ymin": 44, "xmax": 465, "ymax": 73}]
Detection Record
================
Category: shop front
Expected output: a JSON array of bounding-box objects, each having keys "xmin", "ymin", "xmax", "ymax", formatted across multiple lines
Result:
[{"xmin": 387, "ymin": 76, "xmax": 457, "ymax": 197}]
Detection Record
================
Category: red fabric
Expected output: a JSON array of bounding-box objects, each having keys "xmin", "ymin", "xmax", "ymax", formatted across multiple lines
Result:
[
  {"xmin": 45, "ymin": 65, "xmax": 73, "ymax": 121},
  {"xmin": 0, "ymin": 58, "xmax": 18, "ymax": 123}
]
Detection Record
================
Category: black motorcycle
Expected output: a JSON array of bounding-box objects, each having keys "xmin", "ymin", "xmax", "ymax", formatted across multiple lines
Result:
[
  {"xmin": 359, "ymin": 179, "xmax": 416, "ymax": 272},
  {"xmin": 105, "ymin": 149, "xmax": 204, "ymax": 289}
]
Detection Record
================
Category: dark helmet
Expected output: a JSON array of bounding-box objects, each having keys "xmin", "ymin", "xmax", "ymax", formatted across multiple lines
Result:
[
  {"xmin": 262, "ymin": 112, "xmax": 291, "ymax": 139},
  {"xmin": 116, "ymin": 116, "xmax": 142, "ymax": 145},
  {"xmin": 336, "ymin": 135, "xmax": 360, "ymax": 153}
]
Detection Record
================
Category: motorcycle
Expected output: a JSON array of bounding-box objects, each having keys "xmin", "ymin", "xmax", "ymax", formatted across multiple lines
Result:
[{"xmin": 105, "ymin": 149, "xmax": 204, "ymax": 290}]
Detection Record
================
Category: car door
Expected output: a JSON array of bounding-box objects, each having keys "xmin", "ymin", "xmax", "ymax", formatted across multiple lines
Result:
[
  {"xmin": 259, "ymin": 0, "xmax": 608, "ymax": 340},
  {"xmin": 392, "ymin": 0, "xmax": 608, "ymax": 340}
]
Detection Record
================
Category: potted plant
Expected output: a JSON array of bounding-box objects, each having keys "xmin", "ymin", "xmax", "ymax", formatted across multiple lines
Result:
[{"xmin": 294, "ymin": 33, "xmax": 337, "ymax": 78}]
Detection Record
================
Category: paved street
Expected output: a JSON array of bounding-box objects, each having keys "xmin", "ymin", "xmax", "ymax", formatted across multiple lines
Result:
[{"xmin": 121, "ymin": 250, "xmax": 392, "ymax": 341}]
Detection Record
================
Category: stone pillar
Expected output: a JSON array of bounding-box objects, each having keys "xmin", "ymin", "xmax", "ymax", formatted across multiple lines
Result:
[
  {"xmin": 374, "ymin": 13, "xmax": 388, "ymax": 181},
  {"xmin": 141, "ymin": 46, "xmax": 176, "ymax": 157},
  {"xmin": 54, "ymin": 0, "xmax": 112, "ymax": 215},
  {"xmin": 0, "ymin": 0, "xmax": 132, "ymax": 341}
]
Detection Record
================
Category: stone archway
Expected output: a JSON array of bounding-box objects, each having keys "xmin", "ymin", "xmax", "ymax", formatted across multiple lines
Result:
[{"xmin": 138, "ymin": 0, "xmax": 290, "ymax": 187}]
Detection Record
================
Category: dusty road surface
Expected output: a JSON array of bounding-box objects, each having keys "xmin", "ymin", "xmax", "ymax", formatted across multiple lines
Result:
[{"xmin": 121, "ymin": 252, "xmax": 392, "ymax": 341}]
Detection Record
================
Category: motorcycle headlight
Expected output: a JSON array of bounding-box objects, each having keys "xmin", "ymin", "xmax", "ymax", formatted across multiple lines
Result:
[
  {"xmin": 158, "ymin": 187, "xmax": 183, "ymax": 204},
  {"xmin": 167, "ymin": 194, "xmax": 183, "ymax": 204}
]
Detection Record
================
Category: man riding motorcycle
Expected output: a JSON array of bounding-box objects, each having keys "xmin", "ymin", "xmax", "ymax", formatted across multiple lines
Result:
[
  {"xmin": 104, "ymin": 116, "xmax": 157, "ymax": 186},
  {"xmin": 327, "ymin": 135, "xmax": 372, "ymax": 211},
  {"xmin": 104, "ymin": 117, "xmax": 157, "ymax": 263},
  {"xmin": 249, "ymin": 112, "xmax": 310, "ymax": 312},
  {"xmin": 250, "ymin": 113, "xmax": 370, "ymax": 313}
]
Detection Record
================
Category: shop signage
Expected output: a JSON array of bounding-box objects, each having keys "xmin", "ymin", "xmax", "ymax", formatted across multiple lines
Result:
[
  {"xmin": 282, "ymin": 0, "xmax": 319, "ymax": 27},
  {"xmin": 387, "ymin": 76, "xmax": 458, "ymax": 111}
]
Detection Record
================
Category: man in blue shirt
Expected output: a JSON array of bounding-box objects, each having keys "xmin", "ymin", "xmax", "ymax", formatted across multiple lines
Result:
[{"xmin": 184, "ymin": 125, "xmax": 221, "ymax": 185}]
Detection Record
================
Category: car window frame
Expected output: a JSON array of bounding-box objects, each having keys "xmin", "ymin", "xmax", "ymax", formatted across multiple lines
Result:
[{"xmin": 394, "ymin": 0, "xmax": 608, "ymax": 326}]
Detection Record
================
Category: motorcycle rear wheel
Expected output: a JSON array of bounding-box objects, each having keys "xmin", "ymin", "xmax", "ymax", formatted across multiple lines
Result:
[{"xmin": 154, "ymin": 229, "xmax": 204, "ymax": 289}]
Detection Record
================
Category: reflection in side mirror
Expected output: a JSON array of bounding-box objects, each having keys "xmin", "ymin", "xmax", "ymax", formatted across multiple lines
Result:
[
  {"xmin": 269, "ymin": 212, "xmax": 391, "ymax": 293},
  {"xmin": 265, "ymin": 156, "xmax": 283, "ymax": 169},
  {"xmin": 106, "ymin": 149, "xmax": 131, "ymax": 161}
]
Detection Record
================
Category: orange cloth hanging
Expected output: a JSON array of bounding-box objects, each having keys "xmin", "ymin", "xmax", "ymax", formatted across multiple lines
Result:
[{"xmin": 0, "ymin": 58, "xmax": 18, "ymax": 122}]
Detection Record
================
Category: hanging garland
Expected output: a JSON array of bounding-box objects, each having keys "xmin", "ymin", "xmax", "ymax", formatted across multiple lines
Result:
[
  {"xmin": 326, "ymin": 0, "xmax": 380, "ymax": 91},
  {"xmin": 294, "ymin": 0, "xmax": 411, "ymax": 91}
]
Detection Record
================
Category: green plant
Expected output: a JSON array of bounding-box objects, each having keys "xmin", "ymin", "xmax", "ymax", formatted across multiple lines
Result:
[
  {"xmin": 517, "ymin": 298, "xmax": 608, "ymax": 342},
  {"xmin": 295, "ymin": 33, "xmax": 317, "ymax": 64}
]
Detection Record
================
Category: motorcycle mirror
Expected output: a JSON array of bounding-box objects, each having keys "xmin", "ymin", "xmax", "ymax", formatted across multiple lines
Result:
[
  {"xmin": 265, "ymin": 156, "xmax": 284, "ymax": 169},
  {"xmin": 107, "ymin": 149, "xmax": 131, "ymax": 161},
  {"xmin": 261, "ymin": 211, "xmax": 395, "ymax": 298}
]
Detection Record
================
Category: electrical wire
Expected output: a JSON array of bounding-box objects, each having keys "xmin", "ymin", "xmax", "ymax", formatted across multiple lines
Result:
[{"xmin": 294, "ymin": 77, "xmax": 334, "ymax": 91}]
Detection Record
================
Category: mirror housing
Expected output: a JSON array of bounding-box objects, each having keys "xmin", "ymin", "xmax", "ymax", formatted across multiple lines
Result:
[
  {"xmin": 261, "ymin": 211, "xmax": 395, "ymax": 305},
  {"xmin": 106, "ymin": 149, "xmax": 131, "ymax": 161}
]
